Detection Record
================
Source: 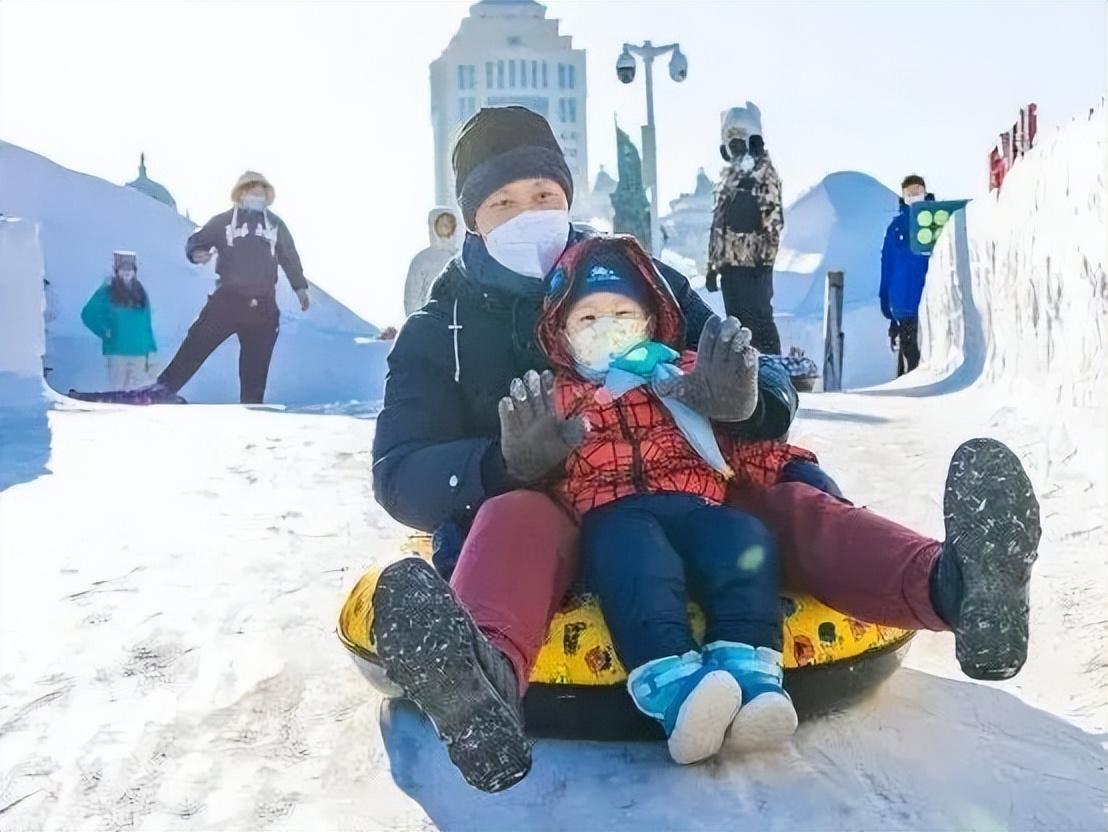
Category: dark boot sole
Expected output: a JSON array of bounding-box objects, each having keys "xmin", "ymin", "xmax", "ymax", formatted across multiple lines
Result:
[
  {"xmin": 945, "ymin": 438, "xmax": 1041, "ymax": 680},
  {"xmin": 372, "ymin": 558, "xmax": 531, "ymax": 793}
]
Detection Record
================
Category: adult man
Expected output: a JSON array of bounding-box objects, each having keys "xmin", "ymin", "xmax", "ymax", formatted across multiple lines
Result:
[
  {"xmin": 706, "ymin": 103, "xmax": 784, "ymax": 355},
  {"xmin": 881, "ymin": 174, "xmax": 935, "ymax": 376},
  {"xmin": 151, "ymin": 171, "xmax": 310, "ymax": 403},
  {"xmin": 369, "ymin": 109, "xmax": 1039, "ymax": 794}
]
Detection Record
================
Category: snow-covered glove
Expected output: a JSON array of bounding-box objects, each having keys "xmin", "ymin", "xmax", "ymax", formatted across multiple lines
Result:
[
  {"xmin": 888, "ymin": 320, "xmax": 899, "ymax": 351},
  {"xmin": 190, "ymin": 248, "xmax": 214, "ymax": 265},
  {"xmin": 705, "ymin": 269, "xmax": 720, "ymax": 293},
  {"xmin": 654, "ymin": 315, "xmax": 760, "ymax": 422},
  {"xmin": 498, "ymin": 369, "xmax": 587, "ymax": 485}
]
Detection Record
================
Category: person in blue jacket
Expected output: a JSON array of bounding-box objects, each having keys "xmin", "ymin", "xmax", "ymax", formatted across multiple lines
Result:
[
  {"xmin": 880, "ymin": 174, "xmax": 934, "ymax": 376},
  {"xmin": 80, "ymin": 251, "xmax": 157, "ymax": 390}
]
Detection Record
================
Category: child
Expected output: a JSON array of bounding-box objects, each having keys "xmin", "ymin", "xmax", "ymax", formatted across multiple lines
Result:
[
  {"xmin": 80, "ymin": 251, "xmax": 157, "ymax": 391},
  {"xmin": 523, "ymin": 235, "xmax": 803, "ymax": 764}
]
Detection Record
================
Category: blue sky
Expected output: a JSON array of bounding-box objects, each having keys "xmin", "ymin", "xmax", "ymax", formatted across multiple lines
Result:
[{"xmin": 1, "ymin": 0, "xmax": 1104, "ymax": 323}]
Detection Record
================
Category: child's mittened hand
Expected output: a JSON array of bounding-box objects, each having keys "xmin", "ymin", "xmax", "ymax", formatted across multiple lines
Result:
[
  {"xmin": 498, "ymin": 369, "xmax": 587, "ymax": 485},
  {"xmin": 655, "ymin": 315, "xmax": 760, "ymax": 422}
]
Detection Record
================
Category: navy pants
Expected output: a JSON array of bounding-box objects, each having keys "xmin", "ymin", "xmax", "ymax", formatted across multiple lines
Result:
[
  {"xmin": 159, "ymin": 288, "xmax": 280, "ymax": 404},
  {"xmin": 779, "ymin": 459, "xmax": 844, "ymax": 500},
  {"xmin": 581, "ymin": 493, "xmax": 781, "ymax": 671},
  {"xmin": 719, "ymin": 265, "xmax": 782, "ymax": 355}
]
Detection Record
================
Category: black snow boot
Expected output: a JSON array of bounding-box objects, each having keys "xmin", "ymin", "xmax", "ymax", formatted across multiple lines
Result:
[
  {"xmin": 372, "ymin": 557, "xmax": 531, "ymax": 793},
  {"xmin": 939, "ymin": 438, "xmax": 1041, "ymax": 680}
]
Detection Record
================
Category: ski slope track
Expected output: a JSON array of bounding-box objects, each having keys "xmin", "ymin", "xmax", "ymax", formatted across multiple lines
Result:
[
  {"xmin": 1, "ymin": 109, "xmax": 1105, "ymax": 830},
  {"xmin": 0, "ymin": 141, "xmax": 389, "ymax": 407}
]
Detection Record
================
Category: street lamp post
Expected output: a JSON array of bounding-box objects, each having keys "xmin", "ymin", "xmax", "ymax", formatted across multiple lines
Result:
[{"xmin": 616, "ymin": 40, "xmax": 688, "ymax": 256}]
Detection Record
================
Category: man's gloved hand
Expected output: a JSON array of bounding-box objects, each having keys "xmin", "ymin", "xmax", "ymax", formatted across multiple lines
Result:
[
  {"xmin": 888, "ymin": 320, "xmax": 900, "ymax": 351},
  {"xmin": 705, "ymin": 269, "xmax": 720, "ymax": 293},
  {"xmin": 498, "ymin": 369, "xmax": 587, "ymax": 485},
  {"xmin": 654, "ymin": 315, "xmax": 760, "ymax": 422},
  {"xmin": 296, "ymin": 288, "xmax": 311, "ymax": 312}
]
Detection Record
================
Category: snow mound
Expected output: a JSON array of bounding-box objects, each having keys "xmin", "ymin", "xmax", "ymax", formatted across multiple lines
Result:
[
  {"xmin": 921, "ymin": 105, "xmax": 1107, "ymax": 413},
  {"xmin": 0, "ymin": 141, "xmax": 389, "ymax": 406},
  {"xmin": 772, "ymin": 172, "xmax": 901, "ymax": 388}
]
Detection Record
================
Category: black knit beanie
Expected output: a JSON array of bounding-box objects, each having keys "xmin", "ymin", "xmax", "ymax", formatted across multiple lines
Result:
[{"xmin": 453, "ymin": 107, "xmax": 574, "ymax": 231}]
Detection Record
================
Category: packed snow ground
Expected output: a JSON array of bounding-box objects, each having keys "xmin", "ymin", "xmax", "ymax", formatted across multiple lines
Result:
[
  {"xmin": 2, "ymin": 110, "xmax": 1106, "ymax": 831},
  {"xmin": 0, "ymin": 389, "xmax": 1104, "ymax": 832}
]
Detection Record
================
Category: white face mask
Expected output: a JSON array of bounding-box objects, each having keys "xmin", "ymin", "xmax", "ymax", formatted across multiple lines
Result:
[
  {"xmin": 903, "ymin": 193, "xmax": 925, "ymax": 206},
  {"xmin": 735, "ymin": 154, "xmax": 756, "ymax": 174},
  {"xmin": 242, "ymin": 195, "xmax": 268, "ymax": 211},
  {"xmin": 569, "ymin": 316, "xmax": 651, "ymax": 372},
  {"xmin": 484, "ymin": 209, "xmax": 570, "ymax": 278}
]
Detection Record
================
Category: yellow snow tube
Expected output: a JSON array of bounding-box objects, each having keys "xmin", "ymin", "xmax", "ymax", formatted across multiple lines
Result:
[{"xmin": 338, "ymin": 535, "xmax": 914, "ymax": 738}]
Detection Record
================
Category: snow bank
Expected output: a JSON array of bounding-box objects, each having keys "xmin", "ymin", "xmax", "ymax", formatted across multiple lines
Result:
[
  {"xmin": 0, "ymin": 216, "xmax": 46, "ymax": 401},
  {"xmin": 0, "ymin": 141, "xmax": 389, "ymax": 406},
  {"xmin": 0, "ymin": 216, "xmax": 52, "ymax": 489},
  {"xmin": 921, "ymin": 105, "xmax": 1107, "ymax": 413},
  {"xmin": 772, "ymin": 172, "xmax": 901, "ymax": 388}
]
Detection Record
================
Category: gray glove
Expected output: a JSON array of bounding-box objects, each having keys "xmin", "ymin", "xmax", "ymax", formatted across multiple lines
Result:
[
  {"xmin": 498, "ymin": 369, "xmax": 587, "ymax": 485},
  {"xmin": 654, "ymin": 315, "xmax": 760, "ymax": 422}
]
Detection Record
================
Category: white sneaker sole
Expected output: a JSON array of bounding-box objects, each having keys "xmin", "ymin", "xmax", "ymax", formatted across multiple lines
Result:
[
  {"xmin": 724, "ymin": 692, "xmax": 798, "ymax": 754},
  {"xmin": 666, "ymin": 670, "xmax": 742, "ymax": 765}
]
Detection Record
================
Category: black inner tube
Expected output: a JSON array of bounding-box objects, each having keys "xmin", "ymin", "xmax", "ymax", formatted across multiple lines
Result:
[{"xmin": 521, "ymin": 637, "xmax": 914, "ymax": 741}]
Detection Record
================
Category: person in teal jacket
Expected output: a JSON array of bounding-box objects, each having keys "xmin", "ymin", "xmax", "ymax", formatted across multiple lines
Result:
[{"xmin": 81, "ymin": 251, "xmax": 158, "ymax": 391}]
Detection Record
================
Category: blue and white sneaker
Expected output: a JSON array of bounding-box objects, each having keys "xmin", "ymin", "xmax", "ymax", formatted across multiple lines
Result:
[
  {"xmin": 627, "ymin": 650, "xmax": 742, "ymax": 765},
  {"xmin": 703, "ymin": 641, "xmax": 798, "ymax": 753}
]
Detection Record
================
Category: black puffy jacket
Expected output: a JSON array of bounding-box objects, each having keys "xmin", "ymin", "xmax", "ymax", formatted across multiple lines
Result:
[{"xmin": 372, "ymin": 226, "xmax": 798, "ymax": 552}]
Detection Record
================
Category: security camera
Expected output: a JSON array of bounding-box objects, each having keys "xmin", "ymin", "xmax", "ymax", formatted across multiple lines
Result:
[
  {"xmin": 616, "ymin": 48, "xmax": 636, "ymax": 84},
  {"xmin": 669, "ymin": 48, "xmax": 688, "ymax": 82}
]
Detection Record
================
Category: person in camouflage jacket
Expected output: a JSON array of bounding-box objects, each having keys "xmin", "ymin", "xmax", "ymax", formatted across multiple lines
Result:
[{"xmin": 706, "ymin": 102, "xmax": 784, "ymax": 355}]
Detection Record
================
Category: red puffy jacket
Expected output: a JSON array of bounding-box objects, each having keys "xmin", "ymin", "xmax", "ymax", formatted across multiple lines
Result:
[{"xmin": 539, "ymin": 237, "xmax": 815, "ymax": 517}]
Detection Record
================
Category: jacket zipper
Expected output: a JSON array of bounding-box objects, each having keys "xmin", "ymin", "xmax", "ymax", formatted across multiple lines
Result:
[{"xmin": 613, "ymin": 402, "xmax": 646, "ymax": 492}]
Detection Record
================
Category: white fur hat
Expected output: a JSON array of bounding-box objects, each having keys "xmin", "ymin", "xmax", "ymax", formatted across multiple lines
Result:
[
  {"xmin": 231, "ymin": 171, "xmax": 275, "ymax": 206},
  {"xmin": 721, "ymin": 102, "xmax": 764, "ymax": 142}
]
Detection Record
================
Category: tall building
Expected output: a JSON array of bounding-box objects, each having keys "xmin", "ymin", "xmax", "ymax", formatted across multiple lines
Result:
[{"xmin": 430, "ymin": 0, "xmax": 587, "ymax": 213}]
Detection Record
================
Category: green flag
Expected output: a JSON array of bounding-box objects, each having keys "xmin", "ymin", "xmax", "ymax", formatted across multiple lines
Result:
[{"xmin": 909, "ymin": 199, "xmax": 970, "ymax": 255}]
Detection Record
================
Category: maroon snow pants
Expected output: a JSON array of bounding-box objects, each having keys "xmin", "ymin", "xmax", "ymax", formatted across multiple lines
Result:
[{"xmin": 449, "ymin": 485, "xmax": 945, "ymax": 693}]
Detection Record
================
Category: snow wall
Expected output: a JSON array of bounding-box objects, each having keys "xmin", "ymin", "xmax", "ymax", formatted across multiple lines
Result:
[
  {"xmin": 0, "ymin": 217, "xmax": 46, "ymax": 404},
  {"xmin": 0, "ymin": 141, "xmax": 389, "ymax": 407},
  {"xmin": 921, "ymin": 104, "xmax": 1107, "ymax": 414},
  {"xmin": 0, "ymin": 216, "xmax": 52, "ymax": 489}
]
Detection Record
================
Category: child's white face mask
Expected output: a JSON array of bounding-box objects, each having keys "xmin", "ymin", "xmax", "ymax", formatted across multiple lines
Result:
[
  {"xmin": 569, "ymin": 316, "xmax": 650, "ymax": 372},
  {"xmin": 242, "ymin": 194, "xmax": 268, "ymax": 211}
]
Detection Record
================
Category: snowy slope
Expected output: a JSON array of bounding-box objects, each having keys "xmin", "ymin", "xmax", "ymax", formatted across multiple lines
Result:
[
  {"xmin": 772, "ymin": 172, "xmax": 901, "ymax": 389},
  {"xmin": 0, "ymin": 141, "xmax": 389, "ymax": 406},
  {"xmin": 1, "ymin": 109, "xmax": 1105, "ymax": 830}
]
